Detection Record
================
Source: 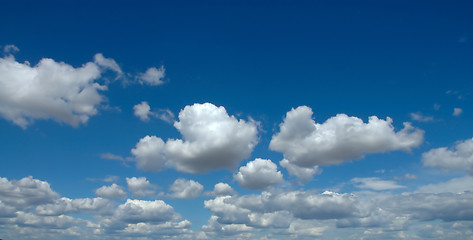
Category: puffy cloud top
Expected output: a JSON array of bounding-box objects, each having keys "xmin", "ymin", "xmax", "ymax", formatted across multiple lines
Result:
[
  {"xmin": 0, "ymin": 176, "xmax": 59, "ymax": 209},
  {"xmin": 270, "ymin": 106, "xmax": 424, "ymax": 179},
  {"xmin": 126, "ymin": 177, "xmax": 156, "ymax": 198},
  {"xmin": 132, "ymin": 103, "xmax": 259, "ymax": 173},
  {"xmin": 95, "ymin": 184, "xmax": 128, "ymax": 200},
  {"xmin": 234, "ymin": 158, "xmax": 284, "ymax": 190},
  {"xmin": 168, "ymin": 179, "xmax": 203, "ymax": 199}
]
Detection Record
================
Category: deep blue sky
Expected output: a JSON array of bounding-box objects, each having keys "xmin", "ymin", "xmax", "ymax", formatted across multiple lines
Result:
[{"xmin": 1, "ymin": 1, "xmax": 473, "ymax": 239}]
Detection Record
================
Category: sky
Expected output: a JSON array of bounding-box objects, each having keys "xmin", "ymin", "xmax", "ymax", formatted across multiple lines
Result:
[{"xmin": 1, "ymin": 0, "xmax": 473, "ymax": 239}]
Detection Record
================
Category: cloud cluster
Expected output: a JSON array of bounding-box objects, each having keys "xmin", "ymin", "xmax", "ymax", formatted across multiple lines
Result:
[
  {"xmin": 422, "ymin": 138, "xmax": 473, "ymax": 175},
  {"xmin": 95, "ymin": 183, "xmax": 128, "ymax": 200},
  {"xmin": 132, "ymin": 103, "xmax": 259, "ymax": 173},
  {"xmin": 126, "ymin": 177, "xmax": 157, "ymax": 198},
  {"xmin": 270, "ymin": 106, "xmax": 424, "ymax": 180}
]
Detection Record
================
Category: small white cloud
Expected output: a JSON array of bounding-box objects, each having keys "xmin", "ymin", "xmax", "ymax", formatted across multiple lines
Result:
[
  {"xmin": 351, "ymin": 177, "xmax": 406, "ymax": 191},
  {"xmin": 453, "ymin": 108, "xmax": 463, "ymax": 116},
  {"xmin": 207, "ymin": 183, "xmax": 236, "ymax": 196},
  {"xmin": 234, "ymin": 158, "xmax": 284, "ymax": 190},
  {"xmin": 3, "ymin": 44, "xmax": 19, "ymax": 53},
  {"xmin": 410, "ymin": 112, "xmax": 434, "ymax": 122},
  {"xmin": 95, "ymin": 184, "xmax": 127, "ymax": 200},
  {"xmin": 168, "ymin": 179, "xmax": 203, "ymax": 199},
  {"xmin": 138, "ymin": 66, "xmax": 165, "ymax": 86},
  {"xmin": 133, "ymin": 101, "xmax": 175, "ymax": 123},
  {"xmin": 126, "ymin": 177, "xmax": 156, "ymax": 198},
  {"xmin": 422, "ymin": 138, "xmax": 473, "ymax": 175},
  {"xmin": 133, "ymin": 101, "xmax": 152, "ymax": 122}
]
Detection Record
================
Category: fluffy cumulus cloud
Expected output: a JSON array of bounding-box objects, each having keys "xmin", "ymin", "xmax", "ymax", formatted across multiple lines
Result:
[
  {"xmin": 351, "ymin": 177, "xmax": 406, "ymax": 191},
  {"xmin": 132, "ymin": 103, "xmax": 259, "ymax": 173},
  {"xmin": 138, "ymin": 66, "xmax": 165, "ymax": 86},
  {"xmin": 270, "ymin": 106, "xmax": 424, "ymax": 179},
  {"xmin": 126, "ymin": 177, "xmax": 156, "ymax": 198},
  {"xmin": 35, "ymin": 197, "xmax": 115, "ymax": 216},
  {"xmin": 0, "ymin": 53, "xmax": 110, "ymax": 128},
  {"xmin": 422, "ymin": 138, "xmax": 473, "ymax": 175},
  {"xmin": 168, "ymin": 178, "xmax": 203, "ymax": 199},
  {"xmin": 133, "ymin": 101, "xmax": 152, "ymax": 121},
  {"xmin": 95, "ymin": 183, "xmax": 127, "ymax": 200},
  {"xmin": 208, "ymin": 183, "xmax": 236, "ymax": 197},
  {"xmin": 234, "ymin": 158, "xmax": 284, "ymax": 190}
]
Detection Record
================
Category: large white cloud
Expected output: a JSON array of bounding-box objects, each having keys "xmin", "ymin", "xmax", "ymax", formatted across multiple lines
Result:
[
  {"xmin": 126, "ymin": 177, "xmax": 157, "ymax": 198},
  {"xmin": 233, "ymin": 158, "xmax": 284, "ymax": 190},
  {"xmin": 422, "ymin": 138, "xmax": 473, "ymax": 175},
  {"xmin": 270, "ymin": 106, "xmax": 424, "ymax": 179},
  {"xmin": 0, "ymin": 176, "xmax": 59, "ymax": 209},
  {"xmin": 35, "ymin": 197, "xmax": 115, "ymax": 216},
  {"xmin": 131, "ymin": 103, "xmax": 259, "ymax": 173},
  {"xmin": 0, "ymin": 53, "xmax": 113, "ymax": 128},
  {"xmin": 168, "ymin": 178, "xmax": 203, "ymax": 199}
]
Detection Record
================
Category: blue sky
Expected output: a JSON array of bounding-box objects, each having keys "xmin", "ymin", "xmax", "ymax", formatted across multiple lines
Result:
[{"xmin": 1, "ymin": 1, "xmax": 473, "ymax": 239}]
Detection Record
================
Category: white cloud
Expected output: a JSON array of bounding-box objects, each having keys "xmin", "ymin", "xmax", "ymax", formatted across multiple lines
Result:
[
  {"xmin": 270, "ymin": 106, "xmax": 423, "ymax": 179},
  {"xmin": 138, "ymin": 66, "xmax": 165, "ymax": 86},
  {"xmin": 351, "ymin": 177, "xmax": 406, "ymax": 191},
  {"xmin": 453, "ymin": 107, "xmax": 463, "ymax": 116},
  {"xmin": 422, "ymin": 138, "xmax": 473, "ymax": 175},
  {"xmin": 95, "ymin": 184, "xmax": 127, "ymax": 200},
  {"xmin": 154, "ymin": 108, "xmax": 175, "ymax": 124},
  {"xmin": 126, "ymin": 177, "xmax": 156, "ymax": 198},
  {"xmin": 131, "ymin": 136, "xmax": 166, "ymax": 172},
  {"xmin": 0, "ymin": 54, "xmax": 111, "ymax": 128},
  {"xmin": 168, "ymin": 178, "xmax": 203, "ymax": 199},
  {"xmin": 114, "ymin": 199, "xmax": 180, "ymax": 224},
  {"xmin": 100, "ymin": 153, "xmax": 124, "ymax": 161},
  {"xmin": 132, "ymin": 103, "xmax": 259, "ymax": 173},
  {"xmin": 234, "ymin": 158, "xmax": 284, "ymax": 190},
  {"xmin": 0, "ymin": 176, "xmax": 59, "ymax": 209},
  {"xmin": 417, "ymin": 176, "xmax": 473, "ymax": 194},
  {"xmin": 93, "ymin": 53, "xmax": 122, "ymax": 75},
  {"xmin": 410, "ymin": 112, "xmax": 434, "ymax": 122},
  {"xmin": 133, "ymin": 101, "xmax": 152, "ymax": 122},
  {"xmin": 207, "ymin": 183, "xmax": 236, "ymax": 197}
]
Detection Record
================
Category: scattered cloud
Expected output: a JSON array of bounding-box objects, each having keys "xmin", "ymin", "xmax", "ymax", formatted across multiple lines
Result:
[
  {"xmin": 95, "ymin": 183, "xmax": 127, "ymax": 200},
  {"xmin": 234, "ymin": 158, "xmax": 284, "ymax": 190},
  {"xmin": 416, "ymin": 176, "xmax": 473, "ymax": 194},
  {"xmin": 133, "ymin": 101, "xmax": 152, "ymax": 122},
  {"xmin": 3, "ymin": 44, "xmax": 19, "ymax": 53},
  {"xmin": 126, "ymin": 177, "xmax": 157, "ymax": 198},
  {"xmin": 138, "ymin": 66, "xmax": 165, "ymax": 86},
  {"xmin": 351, "ymin": 177, "xmax": 406, "ymax": 191},
  {"xmin": 167, "ymin": 178, "xmax": 203, "ymax": 199},
  {"xmin": 422, "ymin": 138, "xmax": 473, "ymax": 175},
  {"xmin": 0, "ymin": 176, "xmax": 59, "ymax": 209},
  {"xmin": 133, "ymin": 101, "xmax": 175, "ymax": 123},
  {"xmin": 410, "ymin": 112, "xmax": 434, "ymax": 122},
  {"xmin": 93, "ymin": 53, "xmax": 123, "ymax": 76},
  {"xmin": 132, "ymin": 103, "xmax": 259, "ymax": 173},
  {"xmin": 279, "ymin": 159, "xmax": 321, "ymax": 182},
  {"xmin": 453, "ymin": 107, "xmax": 463, "ymax": 116},
  {"xmin": 270, "ymin": 106, "xmax": 423, "ymax": 180}
]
